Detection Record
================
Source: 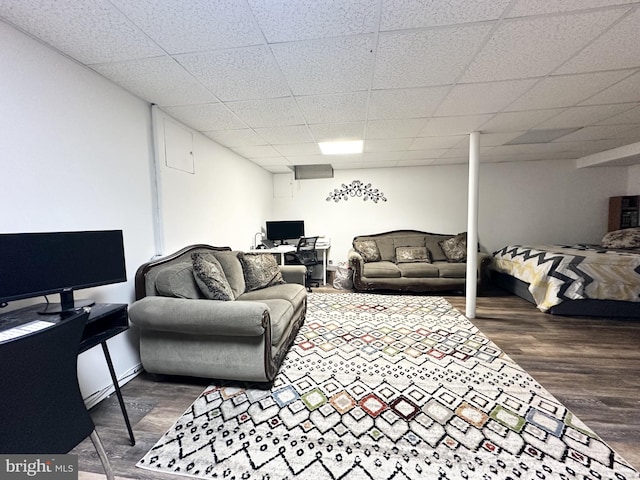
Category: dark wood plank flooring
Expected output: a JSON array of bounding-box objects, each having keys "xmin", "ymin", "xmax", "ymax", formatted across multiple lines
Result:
[{"xmin": 74, "ymin": 287, "xmax": 640, "ymax": 479}]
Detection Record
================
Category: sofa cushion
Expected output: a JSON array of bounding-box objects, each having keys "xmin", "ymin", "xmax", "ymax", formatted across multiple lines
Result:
[
  {"xmin": 425, "ymin": 235, "xmax": 452, "ymax": 262},
  {"xmin": 239, "ymin": 252, "xmax": 286, "ymax": 292},
  {"xmin": 362, "ymin": 261, "xmax": 401, "ymax": 278},
  {"xmin": 439, "ymin": 232, "xmax": 467, "ymax": 262},
  {"xmin": 436, "ymin": 262, "xmax": 467, "ymax": 278},
  {"xmin": 238, "ymin": 283, "xmax": 306, "ymax": 313},
  {"xmin": 353, "ymin": 239, "xmax": 381, "ymax": 262},
  {"xmin": 155, "ymin": 262, "xmax": 204, "ymax": 299},
  {"xmin": 211, "ymin": 250, "xmax": 246, "ymax": 298},
  {"xmin": 191, "ymin": 252, "xmax": 235, "ymax": 301},
  {"xmin": 398, "ymin": 262, "xmax": 439, "ymax": 278},
  {"xmin": 395, "ymin": 246, "xmax": 431, "ymax": 263},
  {"xmin": 374, "ymin": 237, "xmax": 396, "ymax": 261}
]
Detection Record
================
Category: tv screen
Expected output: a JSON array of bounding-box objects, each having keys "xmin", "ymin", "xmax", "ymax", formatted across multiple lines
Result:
[
  {"xmin": 0, "ymin": 230, "xmax": 127, "ymax": 314},
  {"xmin": 266, "ymin": 221, "xmax": 305, "ymax": 245}
]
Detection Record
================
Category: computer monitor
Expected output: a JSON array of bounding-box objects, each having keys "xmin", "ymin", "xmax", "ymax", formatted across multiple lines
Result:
[{"xmin": 265, "ymin": 220, "xmax": 305, "ymax": 245}]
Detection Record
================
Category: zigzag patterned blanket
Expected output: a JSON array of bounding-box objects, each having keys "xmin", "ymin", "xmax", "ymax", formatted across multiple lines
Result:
[{"xmin": 492, "ymin": 245, "xmax": 640, "ymax": 311}]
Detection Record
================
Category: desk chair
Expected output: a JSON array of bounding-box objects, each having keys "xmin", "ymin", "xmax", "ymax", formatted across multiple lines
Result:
[
  {"xmin": 285, "ymin": 236, "xmax": 320, "ymax": 292},
  {"xmin": 0, "ymin": 310, "xmax": 114, "ymax": 480}
]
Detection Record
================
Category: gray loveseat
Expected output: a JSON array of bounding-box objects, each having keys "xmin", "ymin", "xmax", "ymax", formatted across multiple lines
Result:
[
  {"xmin": 348, "ymin": 230, "xmax": 490, "ymax": 293},
  {"xmin": 129, "ymin": 244, "xmax": 307, "ymax": 382}
]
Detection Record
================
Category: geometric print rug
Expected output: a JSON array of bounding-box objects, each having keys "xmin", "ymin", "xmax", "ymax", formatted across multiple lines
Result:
[{"xmin": 137, "ymin": 293, "xmax": 639, "ymax": 479}]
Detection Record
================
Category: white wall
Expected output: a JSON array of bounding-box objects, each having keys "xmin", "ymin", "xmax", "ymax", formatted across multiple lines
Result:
[
  {"xmin": 273, "ymin": 159, "xmax": 629, "ymax": 263},
  {"xmin": 0, "ymin": 21, "xmax": 155, "ymax": 402},
  {"xmin": 153, "ymin": 109, "xmax": 272, "ymax": 254}
]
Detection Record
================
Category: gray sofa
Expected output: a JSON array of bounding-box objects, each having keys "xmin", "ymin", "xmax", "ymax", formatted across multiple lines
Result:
[
  {"xmin": 348, "ymin": 230, "xmax": 490, "ymax": 293},
  {"xmin": 129, "ymin": 244, "xmax": 307, "ymax": 382}
]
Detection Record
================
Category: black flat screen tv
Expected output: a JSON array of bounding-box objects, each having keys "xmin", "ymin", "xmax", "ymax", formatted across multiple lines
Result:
[
  {"xmin": 0, "ymin": 230, "xmax": 127, "ymax": 314},
  {"xmin": 266, "ymin": 220, "xmax": 305, "ymax": 245}
]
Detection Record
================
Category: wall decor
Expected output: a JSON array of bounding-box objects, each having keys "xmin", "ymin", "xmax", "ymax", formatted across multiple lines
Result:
[{"xmin": 326, "ymin": 180, "xmax": 387, "ymax": 203}]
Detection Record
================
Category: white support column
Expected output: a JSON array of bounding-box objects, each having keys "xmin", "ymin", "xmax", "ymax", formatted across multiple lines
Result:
[{"xmin": 465, "ymin": 132, "xmax": 480, "ymax": 318}]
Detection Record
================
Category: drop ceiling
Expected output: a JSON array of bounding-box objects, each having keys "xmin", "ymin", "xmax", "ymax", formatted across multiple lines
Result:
[{"xmin": 2, "ymin": 0, "xmax": 640, "ymax": 173}]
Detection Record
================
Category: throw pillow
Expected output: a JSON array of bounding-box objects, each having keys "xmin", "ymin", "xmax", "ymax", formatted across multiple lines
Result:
[
  {"xmin": 238, "ymin": 252, "xmax": 286, "ymax": 292},
  {"xmin": 191, "ymin": 252, "xmax": 234, "ymax": 301},
  {"xmin": 439, "ymin": 232, "xmax": 467, "ymax": 263},
  {"xmin": 395, "ymin": 246, "xmax": 431, "ymax": 263},
  {"xmin": 155, "ymin": 262, "xmax": 203, "ymax": 299},
  {"xmin": 601, "ymin": 227, "xmax": 640, "ymax": 249},
  {"xmin": 353, "ymin": 239, "xmax": 381, "ymax": 262}
]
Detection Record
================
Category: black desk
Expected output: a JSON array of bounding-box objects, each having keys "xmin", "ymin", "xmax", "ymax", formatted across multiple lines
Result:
[{"xmin": 0, "ymin": 302, "xmax": 135, "ymax": 446}]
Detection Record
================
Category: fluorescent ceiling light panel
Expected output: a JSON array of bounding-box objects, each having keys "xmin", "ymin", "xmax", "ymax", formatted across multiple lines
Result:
[{"xmin": 319, "ymin": 140, "xmax": 363, "ymax": 155}]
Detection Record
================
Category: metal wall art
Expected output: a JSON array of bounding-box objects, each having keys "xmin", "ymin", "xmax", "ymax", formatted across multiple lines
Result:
[{"xmin": 326, "ymin": 180, "xmax": 387, "ymax": 203}]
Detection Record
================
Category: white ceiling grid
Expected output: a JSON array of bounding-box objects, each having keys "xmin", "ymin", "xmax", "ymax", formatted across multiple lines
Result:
[{"xmin": 1, "ymin": 0, "xmax": 639, "ymax": 172}]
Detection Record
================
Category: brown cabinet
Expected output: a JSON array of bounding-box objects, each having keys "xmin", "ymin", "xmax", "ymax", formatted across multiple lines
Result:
[{"xmin": 608, "ymin": 195, "xmax": 640, "ymax": 231}]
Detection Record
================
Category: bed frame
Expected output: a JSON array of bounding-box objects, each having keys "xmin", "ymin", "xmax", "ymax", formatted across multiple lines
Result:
[{"xmin": 491, "ymin": 270, "xmax": 640, "ymax": 318}]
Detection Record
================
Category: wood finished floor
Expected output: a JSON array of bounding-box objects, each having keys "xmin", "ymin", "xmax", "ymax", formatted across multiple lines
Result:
[{"xmin": 74, "ymin": 287, "xmax": 640, "ymax": 479}]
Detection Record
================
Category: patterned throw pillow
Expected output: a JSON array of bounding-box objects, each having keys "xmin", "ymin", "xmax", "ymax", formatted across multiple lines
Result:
[
  {"xmin": 191, "ymin": 252, "xmax": 234, "ymax": 301},
  {"xmin": 395, "ymin": 246, "xmax": 431, "ymax": 263},
  {"xmin": 353, "ymin": 239, "xmax": 381, "ymax": 262},
  {"xmin": 238, "ymin": 252, "xmax": 286, "ymax": 292},
  {"xmin": 601, "ymin": 227, "xmax": 640, "ymax": 249},
  {"xmin": 439, "ymin": 232, "xmax": 467, "ymax": 263}
]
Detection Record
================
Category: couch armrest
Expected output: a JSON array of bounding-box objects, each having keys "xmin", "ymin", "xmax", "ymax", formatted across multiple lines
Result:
[
  {"xmin": 477, "ymin": 252, "xmax": 492, "ymax": 288},
  {"xmin": 280, "ymin": 265, "xmax": 306, "ymax": 285},
  {"xmin": 129, "ymin": 297, "xmax": 268, "ymax": 336},
  {"xmin": 348, "ymin": 248, "xmax": 364, "ymax": 273}
]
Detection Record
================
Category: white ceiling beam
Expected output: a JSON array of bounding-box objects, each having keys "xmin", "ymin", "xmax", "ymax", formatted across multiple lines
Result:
[{"xmin": 577, "ymin": 142, "xmax": 640, "ymax": 168}]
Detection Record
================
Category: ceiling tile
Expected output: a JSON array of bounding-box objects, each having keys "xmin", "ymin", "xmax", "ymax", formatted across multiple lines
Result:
[
  {"xmin": 0, "ymin": 0, "xmax": 164, "ymax": 63},
  {"xmin": 176, "ymin": 46, "xmax": 289, "ymax": 101},
  {"xmin": 380, "ymin": 0, "xmax": 511, "ymax": 30},
  {"xmin": 91, "ymin": 56, "xmax": 218, "ymax": 106},
  {"xmin": 479, "ymin": 109, "xmax": 566, "ymax": 132},
  {"xmin": 535, "ymin": 104, "xmax": 637, "ymax": 129},
  {"xmin": 506, "ymin": 71, "xmax": 633, "ymax": 111},
  {"xmin": 109, "ymin": 0, "xmax": 263, "ymax": 53},
  {"xmin": 507, "ymin": 0, "xmax": 639, "ymax": 17},
  {"xmin": 435, "ymin": 79, "xmax": 538, "ymax": 116},
  {"xmin": 461, "ymin": 9, "xmax": 626, "ymax": 82},
  {"xmin": 579, "ymin": 70, "xmax": 640, "ymax": 105},
  {"xmin": 419, "ymin": 115, "xmax": 493, "ymax": 136},
  {"xmin": 253, "ymin": 125, "xmax": 314, "ymax": 144},
  {"xmin": 401, "ymin": 149, "xmax": 447, "ymax": 160},
  {"xmin": 373, "ymin": 24, "xmax": 493, "ymax": 89},
  {"xmin": 273, "ymin": 144, "xmax": 322, "ymax": 156},
  {"xmin": 409, "ymin": 136, "xmax": 467, "ymax": 150},
  {"xmin": 161, "ymin": 104, "xmax": 246, "ymax": 131},
  {"xmin": 296, "ymin": 93, "xmax": 368, "ymax": 124},
  {"xmin": 286, "ymin": 154, "xmax": 361, "ymax": 165},
  {"xmin": 368, "ymin": 86, "xmax": 449, "ymax": 120},
  {"xmin": 364, "ymin": 138, "xmax": 413, "ymax": 152},
  {"xmin": 226, "ymin": 98, "xmax": 305, "ymax": 128},
  {"xmin": 557, "ymin": 8, "xmax": 640, "ymax": 74},
  {"xmin": 365, "ymin": 118, "xmax": 429, "ymax": 139},
  {"xmin": 308, "ymin": 123, "xmax": 365, "ymax": 142},
  {"xmin": 595, "ymin": 104, "xmax": 640, "ymax": 125},
  {"xmin": 397, "ymin": 159, "xmax": 437, "ymax": 167},
  {"xmin": 203, "ymin": 129, "xmax": 266, "ymax": 148},
  {"xmin": 247, "ymin": 0, "xmax": 378, "ymax": 42},
  {"xmin": 232, "ymin": 145, "xmax": 281, "ymax": 158},
  {"xmin": 553, "ymin": 124, "xmax": 639, "ymax": 142},
  {"xmin": 456, "ymin": 132, "xmax": 524, "ymax": 147},
  {"xmin": 363, "ymin": 151, "xmax": 404, "ymax": 162},
  {"xmin": 271, "ymin": 36, "xmax": 374, "ymax": 95}
]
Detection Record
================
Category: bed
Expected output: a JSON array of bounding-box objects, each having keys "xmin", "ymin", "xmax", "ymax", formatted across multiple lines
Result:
[{"xmin": 490, "ymin": 240, "xmax": 640, "ymax": 317}]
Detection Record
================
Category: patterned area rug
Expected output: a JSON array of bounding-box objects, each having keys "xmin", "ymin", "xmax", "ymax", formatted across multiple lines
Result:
[{"xmin": 137, "ymin": 293, "xmax": 638, "ymax": 479}]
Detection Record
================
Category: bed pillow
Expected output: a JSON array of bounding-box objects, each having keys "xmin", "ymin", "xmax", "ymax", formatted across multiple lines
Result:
[
  {"xmin": 395, "ymin": 246, "xmax": 431, "ymax": 263},
  {"xmin": 191, "ymin": 252, "xmax": 234, "ymax": 301},
  {"xmin": 353, "ymin": 239, "xmax": 381, "ymax": 262},
  {"xmin": 239, "ymin": 252, "xmax": 286, "ymax": 292},
  {"xmin": 601, "ymin": 227, "xmax": 640, "ymax": 249},
  {"xmin": 439, "ymin": 232, "xmax": 467, "ymax": 263}
]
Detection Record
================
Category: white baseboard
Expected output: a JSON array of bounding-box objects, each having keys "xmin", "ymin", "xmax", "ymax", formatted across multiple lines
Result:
[{"xmin": 83, "ymin": 362, "xmax": 144, "ymax": 409}]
